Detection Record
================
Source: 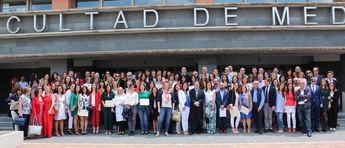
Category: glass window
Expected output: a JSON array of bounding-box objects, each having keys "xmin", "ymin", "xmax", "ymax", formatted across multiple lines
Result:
[
  {"xmin": 76, "ymin": 0, "xmax": 100, "ymax": 8},
  {"xmin": 277, "ymin": 0, "xmax": 306, "ymax": 2},
  {"xmin": 32, "ymin": 0, "xmax": 52, "ymax": 11},
  {"xmin": 165, "ymin": 0, "xmax": 195, "ymax": 4},
  {"xmin": 104, "ymin": 0, "xmax": 132, "ymax": 7},
  {"xmin": 134, "ymin": 0, "xmax": 163, "ymax": 6},
  {"xmin": 1, "ymin": 0, "xmax": 27, "ymax": 13},
  {"xmin": 245, "ymin": 0, "xmax": 275, "ymax": 3},
  {"xmin": 215, "ymin": 0, "xmax": 243, "ymax": 3}
]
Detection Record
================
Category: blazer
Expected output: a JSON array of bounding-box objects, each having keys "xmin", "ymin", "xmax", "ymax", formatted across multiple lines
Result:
[
  {"xmin": 309, "ymin": 85, "xmax": 321, "ymax": 105},
  {"xmin": 215, "ymin": 89, "xmax": 229, "ymax": 108},
  {"xmin": 296, "ymin": 87, "xmax": 312, "ymax": 109},
  {"xmin": 189, "ymin": 88, "xmax": 205, "ymax": 109},
  {"xmin": 261, "ymin": 85, "xmax": 277, "ymax": 107}
]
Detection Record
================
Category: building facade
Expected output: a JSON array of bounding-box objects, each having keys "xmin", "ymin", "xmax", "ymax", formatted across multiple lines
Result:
[{"xmin": 0, "ymin": 0, "xmax": 345, "ymax": 111}]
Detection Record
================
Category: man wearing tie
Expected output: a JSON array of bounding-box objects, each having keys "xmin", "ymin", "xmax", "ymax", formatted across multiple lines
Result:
[
  {"xmin": 251, "ymin": 81, "xmax": 265, "ymax": 134},
  {"xmin": 296, "ymin": 81, "xmax": 312, "ymax": 137},
  {"xmin": 309, "ymin": 78, "xmax": 321, "ymax": 132},
  {"xmin": 189, "ymin": 81, "xmax": 205, "ymax": 134},
  {"xmin": 262, "ymin": 78, "xmax": 276, "ymax": 132},
  {"xmin": 216, "ymin": 82, "xmax": 229, "ymax": 134},
  {"xmin": 312, "ymin": 67, "xmax": 323, "ymax": 86}
]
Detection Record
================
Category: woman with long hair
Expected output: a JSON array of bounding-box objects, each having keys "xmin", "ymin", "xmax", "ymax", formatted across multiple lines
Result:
[
  {"xmin": 328, "ymin": 82, "xmax": 339, "ymax": 131},
  {"xmin": 42, "ymin": 85, "xmax": 55, "ymax": 138},
  {"xmin": 69, "ymin": 84, "xmax": 80, "ymax": 135},
  {"xmin": 54, "ymin": 85, "xmax": 67, "ymax": 136},
  {"xmin": 229, "ymin": 82, "xmax": 241, "ymax": 134},
  {"xmin": 204, "ymin": 82, "xmax": 216, "ymax": 134},
  {"xmin": 149, "ymin": 87, "xmax": 159, "ymax": 134},
  {"xmin": 102, "ymin": 85, "xmax": 115, "ymax": 135},
  {"xmin": 30, "ymin": 87, "xmax": 44, "ymax": 138},
  {"xmin": 240, "ymin": 85, "xmax": 253, "ymax": 133},
  {"xmin": 79, "ymin": 86, "xmax": 89, "ymax": 135},
  {"xmin": 284, "ymin": 83, "xmax": 296, "ymax": 133},
  {"xmin": 276, "ymin": 83, "xmax": 285, "ymax": 133},
  {"xmin": 320, "ymin": 79, "xmax": 330, "ymax": 132},
  {"xmin": 90, "ymin": 83, "xmax": 101, "ymax": 134}
]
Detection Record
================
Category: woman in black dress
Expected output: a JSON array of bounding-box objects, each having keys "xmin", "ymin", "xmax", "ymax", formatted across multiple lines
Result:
[{"xmin": 150, "ymin": 87, "xmax": 159, "ymax": 134}]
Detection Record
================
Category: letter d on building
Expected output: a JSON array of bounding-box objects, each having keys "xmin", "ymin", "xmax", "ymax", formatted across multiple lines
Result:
[{"xmin": 194, "ymin": 8, "xmax": 209, "ymax": 27}]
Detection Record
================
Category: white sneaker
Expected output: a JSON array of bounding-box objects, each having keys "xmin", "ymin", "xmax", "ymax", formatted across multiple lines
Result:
[
  {"xmin": 155, "ymin": 132, "xmax": 160, "ymax": 137},
  {"xmin": 165, "ymin": 132, "xmax": 169, "ymax": 136}
]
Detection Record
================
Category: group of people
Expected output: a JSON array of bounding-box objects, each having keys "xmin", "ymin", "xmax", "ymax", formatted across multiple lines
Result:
[{"xmin": 6, "ymin": 65, "xmax": 341, "ymax": 139}]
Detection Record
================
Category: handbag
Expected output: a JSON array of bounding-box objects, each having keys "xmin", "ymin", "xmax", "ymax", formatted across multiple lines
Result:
[
  {"xmin": 122, "ymin": 106, "xmax": 132, "ymax": 120},
  {"xmin": 28, "ymin": 118, "xmax": 42, "ymax": 136},
  {"xmin": 172, "ymin": 110, "xmax": 181, "ymax": 122},
  {"xmin": 78, "ymin": 110, "xmax": 89, "ymax": 117},
  {"xmin": 14, "ymin": 117, "xmax": 26, "ymax": 126},
  {"xmin": 9, "ymin": 101, "xmax": 19, "ymax": 111}
]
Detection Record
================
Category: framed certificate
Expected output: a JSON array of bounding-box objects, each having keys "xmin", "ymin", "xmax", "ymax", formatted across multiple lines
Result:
[
  {"xmin": 124, "ymin": 99, "xmax": 135, "ymax": 105},
  {"xmin": 104, "ymin": 100, "xmax": 115, "ymax": 107},
  {"xmin": 240, "ymin": 106, "xmax": 250, "ymax": 115},
  {"xmin": 219, "ymin": 108, "xmax": 227, "ymax": 117},
  {"xmin": 140, "ymin": 99, "xmax": 149, "ymax": 106}
]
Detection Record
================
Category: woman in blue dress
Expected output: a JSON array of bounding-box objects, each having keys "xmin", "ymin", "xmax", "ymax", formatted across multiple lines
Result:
[{"xmin": 240, "ymin": 85, "xmax": 253, "ymax": 133}]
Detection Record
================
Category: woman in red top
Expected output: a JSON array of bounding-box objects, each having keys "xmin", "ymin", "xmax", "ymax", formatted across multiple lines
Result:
[
  {"xmin": 42, "ymin": 85, "xmax": 56, "ymax": 138},
  {"xmin": 90, "ymin": 83, "xmax": 101, "ymax": 134},
  {"xmin": 30, "ymin": 87, "xmax": 44, "ymax": 137},
  {"xmin": 284, "ymin": 82, "xmax": 296, "ymax": 133}
]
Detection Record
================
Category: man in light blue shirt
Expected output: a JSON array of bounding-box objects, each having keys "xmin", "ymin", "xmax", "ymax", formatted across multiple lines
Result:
[{"xmin": 251, "ymin": 81, "xmax": 265, "ymax": 134}]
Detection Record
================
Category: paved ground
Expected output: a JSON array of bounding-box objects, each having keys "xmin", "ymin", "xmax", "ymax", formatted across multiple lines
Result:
[{"xmin": 18, "ymin": 111, "xmax": 345, "ymax": 147}]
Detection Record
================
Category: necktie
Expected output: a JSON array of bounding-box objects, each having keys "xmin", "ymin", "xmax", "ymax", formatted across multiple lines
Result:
[{"xmin": 266, "ymin": 86, "xmax": 269, "ymax": 99}]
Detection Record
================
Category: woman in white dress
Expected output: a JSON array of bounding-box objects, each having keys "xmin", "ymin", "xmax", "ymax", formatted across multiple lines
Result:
[
  {"xmin": 113, "ymin": 87, "xmax": 126, "ymax": 135},
  {"xmin": 79, "ymin": 86, "xmax": 89, "ymax": 135},
  {"xmin": 54, "ymin": 85, "xmax": 67, "ymax": 136}
]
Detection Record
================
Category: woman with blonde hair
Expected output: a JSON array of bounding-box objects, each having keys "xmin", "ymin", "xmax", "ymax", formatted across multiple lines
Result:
[{"xmin": 239, "ymin": 85, "xmax": 253, "ymax": 133}]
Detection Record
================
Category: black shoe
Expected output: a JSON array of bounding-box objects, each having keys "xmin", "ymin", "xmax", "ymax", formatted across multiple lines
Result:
[
  {"xmin": 315, "ymin": 129, "xmax": 320, "ymax": 132},
  {"xmin": 269, "ymin": 129, "xmax": 274, "ymax": 132},
  {"xmin": 307, "ymin": 132, "xmax": 312, "ymax": 137},
  {"xmin": 258, "ymin": 131, "xmax": 263, "ymax": 134},
  {"xmin": 264, "ymin": 129, "xmax": 268, "ymax": 133}
]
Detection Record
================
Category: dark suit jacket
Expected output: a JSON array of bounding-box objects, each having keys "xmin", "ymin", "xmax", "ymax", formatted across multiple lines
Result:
[
  {"xmin": 296, "ymin": 87, "xmax": 312, "ymax": 109},
  {"xmin": 262, "ymin": 85, "xmax": 277, "ymax": 107},
  {"xmin": 189, "ymin": 88, "xmax": 205, "ymax": 110},
  {"xmin": 309, "ymin": 85, "xmax": 321, "ymax": 105},
  {"xmin": 228, "ymin": 90, "xmax": 236, "ymax": 106},
  {"xmin": 216, "ymin": 90, "xmax": 229, "ymax": 108},
  {"xmin": 315, "ymin": 75, "xmax": 324, "ymax": 86}
]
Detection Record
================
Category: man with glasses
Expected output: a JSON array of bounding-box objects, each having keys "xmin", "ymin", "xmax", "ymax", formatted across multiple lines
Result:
[
  {"xmin": 309, "ymin": 77, "xmax": 321, "ymax": 132},
  {"xmin": 296, "ymin": 81, "xmax": 312, "ymax": 137}
]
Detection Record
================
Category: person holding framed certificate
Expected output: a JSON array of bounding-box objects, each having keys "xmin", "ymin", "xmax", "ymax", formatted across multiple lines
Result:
[
  {"xmin": 138, "ymin": 84, "xmax": 151, "ymax": 135},
  {"xmin": 102, "ymin": 85, "xmax": 115, "ymax": 135},
  {"xmin": 239, "ymin": 85, "xmax": 253, "ymax": 133}
]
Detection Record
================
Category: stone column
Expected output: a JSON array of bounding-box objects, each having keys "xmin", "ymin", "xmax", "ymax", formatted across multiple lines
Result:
[{"xmin": 340, "ymin": 54, "xmax": 345, "ymax": 111}]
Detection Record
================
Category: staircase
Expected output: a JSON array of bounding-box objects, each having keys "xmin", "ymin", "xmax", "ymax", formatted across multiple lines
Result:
[{"xmin": 0, "ymin": 114, "xmax": 13, "ymax": 131}]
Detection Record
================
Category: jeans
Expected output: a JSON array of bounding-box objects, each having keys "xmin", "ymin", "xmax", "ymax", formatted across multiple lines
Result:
[
  {"xmin": 138, "ymin": 106, "xmax": 149, "ymax": 132},
  {"xmin": 157, "ymin": 107, "xmax": 172, "ymax": 133},
  {"xmin": 20, "ymin": 114, "xmax": 30, "ymax": 137},
  {"xmin": 127, "ymin": 105, "xmax": 138, "ymax": 132},
  {"xmin": 277, "ymin": 112, "xmax": 283, "ymax": 129},
  {"xmin": 297, "ymin": 105, "xmax": 311, "ymax": 133}
]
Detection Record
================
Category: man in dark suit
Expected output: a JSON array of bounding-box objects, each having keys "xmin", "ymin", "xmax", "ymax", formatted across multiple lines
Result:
[
  {"xmin": 262, "ymin": 78, "xmax": 277, "ymax": 132},
  {"xmin": 215, "ymin": 82, "xmax": 229, "ymax": 134},
  {"xmin": 313, "ymin": 67, "xmax": 324, "ymax": 86},
  {"xmin": 251, "ymin": 81, "xmax": 265, "ymax": 134},
  {"xmin": 296, "ymin": 81, "xmax": 312, "ymax": 137},
  {"xmin": 309, "ymin": 78, "xmax": 321, "ymax": 132},
  {"xmin": 189, "ymin": 81, "xmax": 205, "ymax": 134}
]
